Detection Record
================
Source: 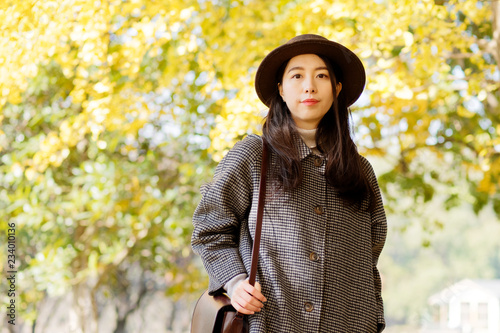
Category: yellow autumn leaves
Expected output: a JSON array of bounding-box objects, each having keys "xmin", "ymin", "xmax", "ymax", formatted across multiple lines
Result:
[{"xmin": 1, "ymin": 0, "xmax": 498, "ymax": 199}]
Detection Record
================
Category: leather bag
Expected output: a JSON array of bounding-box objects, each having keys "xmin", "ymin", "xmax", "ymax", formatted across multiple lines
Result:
[{"xmin": 191, "ymin": 138, "xmax": 269, "ymax": 333}]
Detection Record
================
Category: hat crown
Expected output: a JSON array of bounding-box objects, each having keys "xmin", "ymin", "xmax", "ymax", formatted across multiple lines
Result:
[{"xmin": 286, "ymin": 34, "xmax": 328, "ymax": 45}]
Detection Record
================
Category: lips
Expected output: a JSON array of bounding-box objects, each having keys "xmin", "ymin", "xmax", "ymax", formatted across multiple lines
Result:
[{"xmin": 301, "ymin": 99, "xmax": 319, "ymax": 105}]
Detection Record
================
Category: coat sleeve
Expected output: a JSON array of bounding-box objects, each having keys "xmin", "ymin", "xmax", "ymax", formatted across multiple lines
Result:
[
  {"xmin": 191, "ymin": 136, "xmax": 260, "ymax": 295},
  {"xmin": 363, "ymin": 157, "xmax": 388, "ymax": 332}
]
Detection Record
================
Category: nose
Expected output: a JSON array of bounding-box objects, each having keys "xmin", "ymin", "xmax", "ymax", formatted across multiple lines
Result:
[{"xmin": 304, "ymin": 77, "xmax": 316, "ymax": 93}]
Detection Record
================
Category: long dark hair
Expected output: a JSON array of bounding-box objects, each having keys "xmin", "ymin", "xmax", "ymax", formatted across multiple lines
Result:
[{"xmin": 262, "ymin": 55, "xmax": 375, "ymax": 210}]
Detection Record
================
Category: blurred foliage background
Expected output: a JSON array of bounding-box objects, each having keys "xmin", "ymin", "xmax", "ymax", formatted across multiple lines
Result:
[{"xmin": 0, "ymin": 0, "xmax": 499, "ymax": 332}]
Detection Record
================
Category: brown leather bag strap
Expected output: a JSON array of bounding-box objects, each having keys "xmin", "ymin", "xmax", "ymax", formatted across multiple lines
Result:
[
  {"xmin": 227, "ymin": 138, "xmax": 268, "ymax": 330},
  {"xmin": 248, "ymin": 137, "xmax": 268, "ymax": 286}
]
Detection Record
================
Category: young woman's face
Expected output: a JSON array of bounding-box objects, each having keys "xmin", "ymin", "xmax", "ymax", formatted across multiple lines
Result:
[{"xmin": 279, "ymin": 54, "xmax": 342, "ymax": 130}]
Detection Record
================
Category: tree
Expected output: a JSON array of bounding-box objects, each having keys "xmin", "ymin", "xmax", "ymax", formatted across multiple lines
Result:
[
  {"xmin": 204, "ymin": 0, "xmax": 499, "ymax": 217},
  {"xmin": 0, "ymin": 0, "xmax": 498, "ymax": 331},
  {"xmin": 0, "ymin": 0, "xmax": 215, "ymax": 330}
]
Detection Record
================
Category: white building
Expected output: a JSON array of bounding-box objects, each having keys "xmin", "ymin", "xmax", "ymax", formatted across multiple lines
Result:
[{"xmin": 424, "ymin": 279, "xmax": 500, "ymax": 333}]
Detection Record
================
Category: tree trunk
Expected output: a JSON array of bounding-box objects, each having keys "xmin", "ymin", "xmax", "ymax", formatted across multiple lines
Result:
[{"xmin": 71, "ymin": 284, "xmax": 98, "ymax": 333}]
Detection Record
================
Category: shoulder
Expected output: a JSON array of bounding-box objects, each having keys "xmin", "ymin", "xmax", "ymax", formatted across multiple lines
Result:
[
  {"xmin": 202, "ymin": 135, "xmax": 262, "ymax": 194},
  {"xmin": 214, "ymin": 134, "xmax": 263, "ymax": 177},
  {"xmin": 223, "ymin": 134, "xmax": 263, "ymax": 165},
  {"xmin": 359, "ymin": 154, "xmax": 377, "ymax": 180}
]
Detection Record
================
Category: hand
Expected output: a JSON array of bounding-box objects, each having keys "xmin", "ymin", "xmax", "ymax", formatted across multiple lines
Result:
[{"xmin": 230, "ymin": 280, "xmax": 267, "ymax": 315}]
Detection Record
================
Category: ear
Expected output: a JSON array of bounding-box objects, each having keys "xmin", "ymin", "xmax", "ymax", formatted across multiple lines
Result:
[
  {"xmin": 336, "ymin": 82, "xmax": 342, "ymax": 97},
  {"xmin": 278, "ymin": 83, "xmax": 284, "ymax": 98}
]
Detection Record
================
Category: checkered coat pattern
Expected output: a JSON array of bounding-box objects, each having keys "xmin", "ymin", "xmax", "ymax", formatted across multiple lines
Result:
[{"xmin": 192, "ymin": 134, "xmax": 387, "ymax": 332}]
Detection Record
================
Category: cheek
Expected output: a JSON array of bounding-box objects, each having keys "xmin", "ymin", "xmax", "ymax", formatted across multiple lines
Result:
[
  {"xmin": 280, "ymin": 82, "xmax": 288, "ymax": 96},
  {"xmin": 281, "ymin": 82, "xmax": 297, "ymax": 100}
]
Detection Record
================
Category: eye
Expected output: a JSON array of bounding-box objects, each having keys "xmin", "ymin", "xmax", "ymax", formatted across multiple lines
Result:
[
  {"xmin": 291, "ymin": 73, "xmax": 302, "ymax": 79},
  {"xmin": 317, "ymin": 73, "xmax": 329, "ymax": 79}
]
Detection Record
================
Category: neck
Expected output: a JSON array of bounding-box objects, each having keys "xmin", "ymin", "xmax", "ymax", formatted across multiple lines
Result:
[{"xmin": 296, "ymin": 127, "xmax": 319, "ymax": 153}]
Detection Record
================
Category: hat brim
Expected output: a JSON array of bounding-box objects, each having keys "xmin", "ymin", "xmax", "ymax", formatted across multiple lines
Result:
[{"xmin": 255, "ymin": 37, "xmax": 366, "ymax": 107}]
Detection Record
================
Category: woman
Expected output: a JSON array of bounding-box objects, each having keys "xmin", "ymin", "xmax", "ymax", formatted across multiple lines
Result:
[{"xmin": 191, "ymin": 34, "xmax": 387, "ymax": 332}]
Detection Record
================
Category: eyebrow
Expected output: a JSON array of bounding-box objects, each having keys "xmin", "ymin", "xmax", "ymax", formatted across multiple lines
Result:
[{"xmin": 287, "ymin": 66, "xmax": 329, "ymax": 73}]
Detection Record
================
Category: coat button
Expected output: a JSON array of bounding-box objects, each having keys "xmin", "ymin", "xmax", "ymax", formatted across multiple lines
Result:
[
  {"xmin": 309, "ymin": 252, "xmax": 319, "ymax": 262},
  {"xmin": 314, "ymin": 156, "xmax": 323, "ymax": 167},
  {"xmin": 314, "ymin": 205, "xmax": 324, "ymax": 215},
  {"xmin": 304, "ymin": 302, "xmax": 314, "ymax": 312}
]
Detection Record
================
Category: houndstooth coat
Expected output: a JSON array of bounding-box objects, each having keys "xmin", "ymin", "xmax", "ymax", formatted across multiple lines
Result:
[{"xmin": 191, "ymin": 134, "xmax": 387, "ymax": 332}]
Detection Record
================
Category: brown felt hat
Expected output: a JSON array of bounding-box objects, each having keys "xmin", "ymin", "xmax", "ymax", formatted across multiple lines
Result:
[{"xmin": 255, "ymin": 34, "xmax": 366, "ymax": 107}]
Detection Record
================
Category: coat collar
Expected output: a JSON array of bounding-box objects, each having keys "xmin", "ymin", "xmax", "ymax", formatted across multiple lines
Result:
[{"xmin": 296, "ymin": 135, "xmax": 314, "ymax": 161}]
